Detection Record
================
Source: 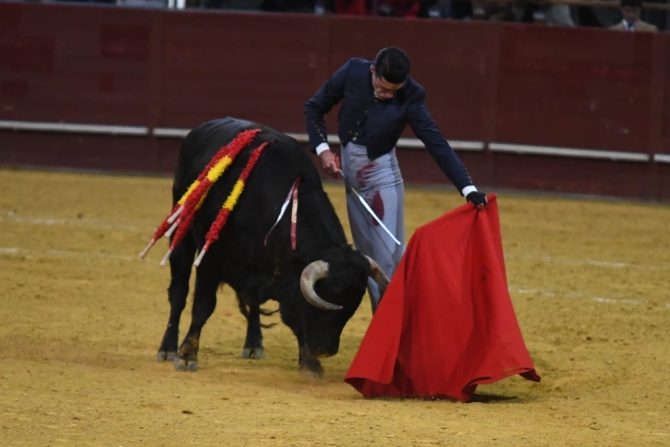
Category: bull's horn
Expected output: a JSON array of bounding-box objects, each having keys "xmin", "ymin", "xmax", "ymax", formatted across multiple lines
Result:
[
  {"xmin": 365, "ymin": 256, "xmax": 390, "ymax": 298},
  {"xmin": 300, "ymin": 260, "xmax": 342, "ymax": 311}
]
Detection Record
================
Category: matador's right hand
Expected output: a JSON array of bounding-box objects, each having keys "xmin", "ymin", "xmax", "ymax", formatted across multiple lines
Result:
[{"xmin": 319, "ymin": 150, "xmax": 341, "ymax": 180}]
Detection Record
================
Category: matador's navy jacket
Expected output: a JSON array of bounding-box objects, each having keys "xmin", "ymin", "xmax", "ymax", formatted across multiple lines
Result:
[{"xmin": 304, "ymin": 58, "xmax": 474, "ymax": 194}]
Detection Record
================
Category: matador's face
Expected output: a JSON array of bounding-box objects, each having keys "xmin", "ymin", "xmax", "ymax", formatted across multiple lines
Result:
[{"xmin": 370, "ymin": 66, "xmax": 404, "ymax": 101}]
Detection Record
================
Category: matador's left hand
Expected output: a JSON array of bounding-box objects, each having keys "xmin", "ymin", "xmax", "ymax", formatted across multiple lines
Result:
[{"xmin": 466, "ymin": 191, "xmax": 488, "ymax": 211}]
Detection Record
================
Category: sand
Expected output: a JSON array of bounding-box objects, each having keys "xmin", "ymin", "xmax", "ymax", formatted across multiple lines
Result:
[{"xmin": 1, "ymin": 168, "xmax": 669, "ymax": 446}]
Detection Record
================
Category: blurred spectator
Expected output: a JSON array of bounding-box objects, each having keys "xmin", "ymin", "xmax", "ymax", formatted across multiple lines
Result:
[
  {"xmin": 417, "ymin": 0, "xmax": 453, "ymax": 18},
  {"xmin": 122, "ymin": 0, "xmax": 167, "ymax": 7},
  {"xmin": 332, "ymin": 0, "xmax": 367, "ymax": 15},
  {"xmin": 468, "ymin": 0, "xmax": 534, "ymax": 22},
  {"xmin": 446, "ymin": 0, "xmax": 475, "ymax": 19},
  {"xmin": 258, "ymin": 0, "xmax": 317, "ymax": 12},
  {"xmin": 465, "ymin": 0, "xmax": 574, "ymax": 25},
  {"xmin": 543, "ymin": 3, "xmax": 575, "ymax": 26},
  {"xmin": 38, "ymin": 0, "xmax": 669, "ymax": 32},
  {"xmin": 333, "ymin": 0, "xmax": 423, "ymax": 17},
  {"xmin": 470, "ymin": 0, "xmax": 516, "ymax": 21},
  {"xmin": 378, "ymin": 0, "xmax": 422, "ymax": 17},
  {"xmin": 642, "ymin": 0, "xmax": 669, "ymax": 30},
  {"xmin": 609, "ymin": 0, "xmax": 659, "ymax": 31}
]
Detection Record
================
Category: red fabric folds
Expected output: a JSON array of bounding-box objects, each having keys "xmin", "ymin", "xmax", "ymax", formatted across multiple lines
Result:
[{"xmin": 345, "ymin": 194, "xmax": 540, "ymax": 402}]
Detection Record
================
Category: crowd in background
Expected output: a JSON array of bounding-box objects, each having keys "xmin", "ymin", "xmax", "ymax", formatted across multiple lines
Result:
[{"xmin": 37, "ymin": 0, "xmax": 669, "ymax": 31}]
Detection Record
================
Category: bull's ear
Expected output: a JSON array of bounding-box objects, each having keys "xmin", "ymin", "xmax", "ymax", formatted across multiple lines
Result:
[{"xmin": 364, "ymin": 256, "xmax": 389, "ymax": 297}]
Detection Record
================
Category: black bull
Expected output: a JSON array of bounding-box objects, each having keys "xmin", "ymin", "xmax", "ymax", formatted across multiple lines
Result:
[{"xmin": 155, "ymin": 117, "xmax": 389, "ymax": 376}]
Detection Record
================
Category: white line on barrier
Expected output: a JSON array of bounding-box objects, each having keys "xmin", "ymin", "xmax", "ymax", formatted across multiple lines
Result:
[
  {"xmin": 152, "ymin": 127, "xmax": 189, "ymax": 138},
  {"xmin": 0, "ymin": 215, "xmax": 141, "ymax": 232},
  {"xmin": 3, "ymin": 120, "xmax": 665, "ymax": 161},
  {"xmin": 153, "ymin": 127, "xmax": 485, "ymax": 151},
  {"xmin": 0, "ymin": 120, "xmax": 149, "ymax": 136},
  {"xmin": 395, "ymin": 137, "xmax": 485, "ymax": 151},
  {"xmin": 285, "ymin": 132, "xmax": 341, "ymax": 146},
  {"xmin": 489, "ymin": 142, "xmax": 650, "ymax": 162},
  {"xmin": 0, "ymin": 120, "xmax": 665, "ymax": 162}
]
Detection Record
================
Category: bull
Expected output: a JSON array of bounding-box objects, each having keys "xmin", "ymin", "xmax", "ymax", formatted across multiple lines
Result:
[{"xmin": 154, "ymin": 117, "xmax": 389, "ymax": 376}]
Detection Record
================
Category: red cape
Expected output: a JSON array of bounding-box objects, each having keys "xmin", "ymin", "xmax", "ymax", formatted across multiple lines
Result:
[{"xmin": 345, "ymin": 194, "xmax": 540, "ymax": 402}]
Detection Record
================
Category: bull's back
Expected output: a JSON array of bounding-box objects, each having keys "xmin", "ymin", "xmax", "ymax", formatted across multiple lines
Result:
[
  {"xmin": 174, "ymin": 117, "xmax": 316, "ymax": 193},
  {"xmin": 172, "ymin": 117, "xmax": 333, "ymax": 248},
  {"xmin": 174, "ymin": 118, "xmax": 254, "ymax": 195}
]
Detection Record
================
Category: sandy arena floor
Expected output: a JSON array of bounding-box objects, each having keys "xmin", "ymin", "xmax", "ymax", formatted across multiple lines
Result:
[{"xmin": 0, "ymin": 168, "xmax": 669, "ymax": 446}]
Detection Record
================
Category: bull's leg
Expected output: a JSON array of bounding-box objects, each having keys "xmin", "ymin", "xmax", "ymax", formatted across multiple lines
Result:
[
  {"xmin": 174, "ymin": 257, "xmax": 220, "ymax": 372},
  {"xmin": 236, "ymin": 279, "xmax": 274, "ymax": 359},
  {"xmin": 156, "ymin": 235, "xmax": 197, "ymax": 362},
  {"xmin": 240, "ymin": 303, "xmax": 264, "ymax": 359},
  {"xmin": 297, "ymin": 335, "xmax": 324, "ymax": 378}
]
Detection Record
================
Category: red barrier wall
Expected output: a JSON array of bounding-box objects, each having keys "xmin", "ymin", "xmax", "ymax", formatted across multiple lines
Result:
[
  {"xmin": 0, "ymin": 3, "xmax": 154, "ymax": 124},
  {"xmin": 498, "ymin": 27, "xmax": 655, "ymax": 153},
  {"xmin": 0, "ymin": 3, "xmax": 668, "ymax": 201}
]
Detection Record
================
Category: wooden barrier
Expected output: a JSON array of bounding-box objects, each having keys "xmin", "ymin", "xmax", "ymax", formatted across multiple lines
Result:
[{"xmin": 0, "ymin": 3, "xmax": 668, "ymax": 201}]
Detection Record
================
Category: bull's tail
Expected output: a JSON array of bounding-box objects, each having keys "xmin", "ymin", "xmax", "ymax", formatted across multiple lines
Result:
[
  {"xmin": 235, "ymin": 296, "xmax": 278, "ymax": 329},
  {"xmin": 235, "ymin": 278, "xmax": 278, "ymax": 329},
  {"xmin": 259, "ymin": 307, "xmax": 280, "ymax": 317}
]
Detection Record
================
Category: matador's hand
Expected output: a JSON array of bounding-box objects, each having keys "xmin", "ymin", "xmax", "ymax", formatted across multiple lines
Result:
[
  {"xmin": 319, "ymin": 150, "xmax": 341, "ymax": 180},
  {"xmin": 466, "ymin": 191, "xmax": 488, "ymax": 211}
]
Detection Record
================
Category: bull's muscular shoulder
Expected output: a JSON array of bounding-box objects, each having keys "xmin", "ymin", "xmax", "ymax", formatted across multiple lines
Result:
[
  {"xmin": 177, "ymin": 117, "xmax": 266, "ymax": 172},
  {"xmin": 184, "ymin": 117, "xmax": 277, "ymax": 149}
]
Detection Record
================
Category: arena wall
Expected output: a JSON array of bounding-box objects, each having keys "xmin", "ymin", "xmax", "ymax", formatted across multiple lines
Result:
[{"xmin": 0, "ymin": 2, "xmax": 668, "ymax": 201}]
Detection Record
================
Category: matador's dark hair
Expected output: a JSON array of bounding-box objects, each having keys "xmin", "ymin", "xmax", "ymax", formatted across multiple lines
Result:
[{"xmin": 374, "ymin": 47, "xmax": 410, "ymax": 84}]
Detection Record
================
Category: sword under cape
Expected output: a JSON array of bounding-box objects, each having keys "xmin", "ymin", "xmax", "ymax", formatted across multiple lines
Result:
[{"xmin": 338, "ymin": 169, "xmax": 401, "ymax": 246}]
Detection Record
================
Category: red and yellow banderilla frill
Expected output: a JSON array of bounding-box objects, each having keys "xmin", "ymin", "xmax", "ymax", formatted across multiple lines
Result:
[
  {"xmin": 192, "ymin": 141, "xmax": 270, "ymax": 266},
  {"xmin": 138, "ymin": 129, "xmax": 270, "ymax": 267}
]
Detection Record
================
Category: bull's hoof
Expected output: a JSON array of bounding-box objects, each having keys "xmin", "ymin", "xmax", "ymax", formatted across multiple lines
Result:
[
  {"xmin": 156, "ymin": 351, "xmax": 178, "ymax": 362},
  {"xmin": 174, "ymin": 358, "xmax": 186, "ymax": 371},
  {"xmin": 299, "ymin": 367, "xmax": 324, "ymax": 379},
  {"xmin": 241, "ymin": 347, "xmax": 265, "ymax": 359},
  {"xmin": 173, "ymin": 357, "xmax": 197, "ymax": 372},
  {"xmin": 299, "ymin": 359, "xmax": 324, "ymax": 378}
]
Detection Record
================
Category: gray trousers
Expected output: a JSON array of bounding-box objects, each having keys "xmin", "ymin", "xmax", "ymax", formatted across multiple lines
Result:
[{"xmin": 341, "ymin": 142, "xmax": 405, "ymax": 313}]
